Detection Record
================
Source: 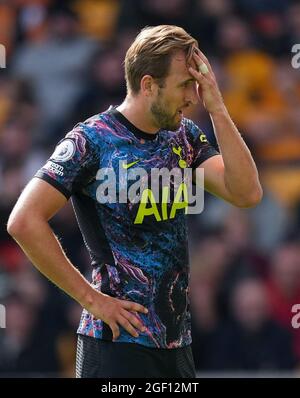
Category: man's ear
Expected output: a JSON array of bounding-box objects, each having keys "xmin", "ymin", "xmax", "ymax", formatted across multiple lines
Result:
[{"xmin": 140, "ymin": 75, "xmax": 156, "ymax": 97}]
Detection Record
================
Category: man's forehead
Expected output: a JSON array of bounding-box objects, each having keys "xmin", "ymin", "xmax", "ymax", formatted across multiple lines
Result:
[{"xmin": 168, "ymin": 50, "xmax": 197, "ymax": 78}]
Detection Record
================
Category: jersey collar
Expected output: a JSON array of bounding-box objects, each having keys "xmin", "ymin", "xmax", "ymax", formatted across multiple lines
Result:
[{"xmin": 109, "ymin": 106, "xmax": 159, "ymax": 141}]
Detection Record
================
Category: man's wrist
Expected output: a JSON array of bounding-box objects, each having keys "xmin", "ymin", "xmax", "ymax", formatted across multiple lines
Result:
[
  {"xmin": 209, "ymin": 104, "xmax": 228, "ymax": 118},
  {"xmin": 80, "ymin": 288, "xmax": 93, "ymax": 309},
  {"xmin": 78, "ymin": 285, "xmax": 104, "ymax": 310}
]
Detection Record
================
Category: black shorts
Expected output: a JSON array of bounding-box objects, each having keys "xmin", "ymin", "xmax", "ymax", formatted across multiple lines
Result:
[{"xmin": 76, "ymin": 334, "xmax": 196, "ymax": 378}]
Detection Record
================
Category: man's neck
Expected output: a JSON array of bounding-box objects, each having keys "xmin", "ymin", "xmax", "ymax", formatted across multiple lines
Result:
[{"xmin": 117, "ymin": 96, "xmax": 158, "ymax": 134}]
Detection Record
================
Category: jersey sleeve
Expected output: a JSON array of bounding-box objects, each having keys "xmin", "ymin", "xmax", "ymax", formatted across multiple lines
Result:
[
  {"xmin": 184, "ymin": 118, "xmax": 219, "ymax": 169},
  {"xmin": 34, "ymin": 124, "xmax": 99, "ymax": 199}
]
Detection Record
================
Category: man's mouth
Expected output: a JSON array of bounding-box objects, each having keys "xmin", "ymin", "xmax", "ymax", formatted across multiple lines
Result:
[{"xmin": 177, "ymin": 104, "xmax": 188, "ymax": 116}]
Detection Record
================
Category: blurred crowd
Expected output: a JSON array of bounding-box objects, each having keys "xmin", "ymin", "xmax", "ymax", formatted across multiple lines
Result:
[{"xmin": 1, "ymin": 0, "xmax": 300, "ymax": 377}]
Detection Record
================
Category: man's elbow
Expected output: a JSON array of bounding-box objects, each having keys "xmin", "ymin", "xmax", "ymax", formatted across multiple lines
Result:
[
  {"xmin": 233, "ymin": 185, "xmax": 263, "ymax": 209},
  {"xmin": 7, "ymin": 212, "xmax": 31, "ymax": 240}
]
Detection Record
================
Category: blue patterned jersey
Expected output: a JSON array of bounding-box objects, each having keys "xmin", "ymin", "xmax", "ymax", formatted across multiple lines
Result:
[{"xmin": 34, "ymin": 107, "xmax": 219, "ymax": 349}]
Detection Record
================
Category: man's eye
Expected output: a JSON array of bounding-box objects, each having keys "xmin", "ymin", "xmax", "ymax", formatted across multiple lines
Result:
[{"xmin": 182, "ymin": 81, "xmax": 194, "ymax": 88}]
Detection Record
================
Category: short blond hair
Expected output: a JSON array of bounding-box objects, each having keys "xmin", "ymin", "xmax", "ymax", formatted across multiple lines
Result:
[{"xmin": 124, "ymin": 25, "xmax": 198, "ymax": 94}]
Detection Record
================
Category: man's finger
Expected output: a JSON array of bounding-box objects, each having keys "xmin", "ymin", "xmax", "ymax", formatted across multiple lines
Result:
[
  {"xmin": 198, "ymin": 63, "xmax": 209, "ymax": 74},
  {"xmin": 188, "ymin": 66, "xmax": 207, "ymax": 81},
  {"xmin": 110, "ymin": 322, "xmax": 120, "ymax": 341},
  {"xmin": 194, "ymin": 48, "xmax": 210, "ymax": 65},
  {"xmin": 189, "ymin": 67, "xmax": 215, "ymax": 89},
  {"xmin": 195, "ymin": 48, "xmax": 208, "ymax": 61},
  {"xmin": 118, "ymin": 315, "xmax": 139, "ymax": 338},
  {"xmin": 121, "ymin": 309, "xmax": 146, "ymax": 332},
  {"xmin": 122, "ymin": 300, "xmax": 148, "ymax": 314},
  {"xmin": 193, "ymin": 50, "xmax": 214, "ymax": 75}
]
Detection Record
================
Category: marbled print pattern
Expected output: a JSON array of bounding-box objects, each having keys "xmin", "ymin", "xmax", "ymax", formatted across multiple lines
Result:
[{"xmin": 35, "ymin": 107, "xmax": 219, "ymax": 348}]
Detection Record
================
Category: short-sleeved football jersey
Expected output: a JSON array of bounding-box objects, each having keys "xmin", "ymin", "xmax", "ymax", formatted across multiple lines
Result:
[{"xmin": 35, "ymin": 106, "xmax": 219, "ymax": 349}]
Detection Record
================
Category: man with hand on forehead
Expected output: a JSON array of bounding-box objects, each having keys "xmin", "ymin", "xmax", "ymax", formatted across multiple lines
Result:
[{"xmin": 8, "ymin": 25, "xmax": 262, "ymax": 378}]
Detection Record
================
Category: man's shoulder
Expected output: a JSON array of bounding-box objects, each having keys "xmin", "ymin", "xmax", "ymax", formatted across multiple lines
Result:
[
  {"xmin": 70, "ymin": 108, "xmax": 117, "ymax": 142},
  {"xmin": 81, "ymin": 107, "xmax": 115, "ymax": 130}
]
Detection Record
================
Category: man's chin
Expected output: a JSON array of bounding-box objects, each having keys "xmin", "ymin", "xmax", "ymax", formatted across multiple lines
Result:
[
  {"xmin": 169, "ymin": 121, "xmax": 182, "ymax": 131},
  {"xmin": 161, "ymin": 119, "xmax": 182, "ymax": 131}
]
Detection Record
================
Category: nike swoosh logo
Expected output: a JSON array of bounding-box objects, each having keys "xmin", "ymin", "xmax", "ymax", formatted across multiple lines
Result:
[{"xmin": 122, "ymin": 160, "xmax": 140, "ymax": 169}]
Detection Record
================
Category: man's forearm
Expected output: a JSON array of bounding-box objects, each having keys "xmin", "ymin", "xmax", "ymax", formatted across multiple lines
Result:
[
  {"xmin": 188, "ymin": 49, "xmax": 262, "ymax": 205},
  {"xmin": 210, "ymin": 107, "xmax": 262, "ymax": 204},
  {"xmin": 10, "ymin": 217, "xmax": 98, "ymax": 309}
]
